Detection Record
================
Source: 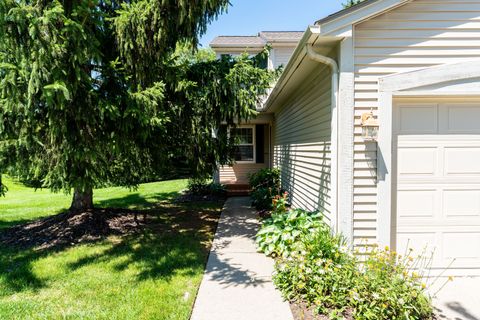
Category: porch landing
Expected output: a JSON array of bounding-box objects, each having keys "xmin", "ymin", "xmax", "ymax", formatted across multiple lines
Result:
[{"xmin": 190, "ymin": 197, "xmax": 293, "ymax": 320}]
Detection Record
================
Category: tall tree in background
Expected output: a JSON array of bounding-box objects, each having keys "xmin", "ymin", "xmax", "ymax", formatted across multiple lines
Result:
[
  {"xmin": 343, "ymin": 0, "xmax": 365, "ymax": 8},
  {"xmin": 0, "ymin": 0, "xmax": 276, "ymax": 210}
]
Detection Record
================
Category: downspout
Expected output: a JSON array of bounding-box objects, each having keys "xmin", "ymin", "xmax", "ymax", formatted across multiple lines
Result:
[{"xmin": 305, "ymin": 45, "xmax": 340, "ymax": 232}]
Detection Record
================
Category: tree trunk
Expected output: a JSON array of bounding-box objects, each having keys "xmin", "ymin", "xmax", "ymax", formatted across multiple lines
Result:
[{"xmin": 70, "ymin": 188, "xmax": 94, "ymax": 212}]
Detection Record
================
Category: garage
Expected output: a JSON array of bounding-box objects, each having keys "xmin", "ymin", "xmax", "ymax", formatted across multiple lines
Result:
[{"xmin": 393, "ymin": 101, "xmax": 480, "ymax": 274}]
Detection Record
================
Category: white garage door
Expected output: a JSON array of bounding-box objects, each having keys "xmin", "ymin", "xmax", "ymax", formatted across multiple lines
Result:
[{"xmin": 394, "ymin": 102, "xmax": 480, "ymax": 275}]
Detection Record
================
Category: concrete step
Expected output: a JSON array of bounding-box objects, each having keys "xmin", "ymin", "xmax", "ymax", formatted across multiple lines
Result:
[{"xmin": 226, "ymin": 184, "xmax": 251, "ymax": 197}]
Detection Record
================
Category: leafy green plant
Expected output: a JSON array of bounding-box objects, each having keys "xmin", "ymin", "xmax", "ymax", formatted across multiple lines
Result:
[
  {"xmin": 348, "ymin": 247, "xmax": 434, "ymax": 319},
  {"xmin": 187, "ymin": 178, "xmax": 226, "ymax": 196},
  {"xmin": 273, "ymin": 238, "xmax": 435, "ymax": 319},
  {"xmin": 249, "ymin": 168, "xmax": 280, "ymax": 190},
  {"xmin": 256, "ymin": 200, "xmax": 326, "ymax": 257},
  {"xmin": 249, "ymin": 168, "xmax": 281, "ymax": 210},
  {"xmin": 257, "ymin": 195, "xmax": 435, "ymax": 319},
  {"xmin": 273, "ymin": 227, "xmax": 355, "ymax": 316}
]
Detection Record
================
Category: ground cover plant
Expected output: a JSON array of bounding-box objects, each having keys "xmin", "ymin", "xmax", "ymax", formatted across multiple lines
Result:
[
  {"xmin": 249, "ymin": 168, "xmax": 281, "ymax": 210},
  {"xmin": 256, "ymin": 192, "xmax": 326, "ymax": 258},
  {"xmin": 0, "ymin": 177, "xmax": 222, "ymax": 319},
  {"xmin": 255, "ymin": 193, "xmax": 435, "ymax": 320}
]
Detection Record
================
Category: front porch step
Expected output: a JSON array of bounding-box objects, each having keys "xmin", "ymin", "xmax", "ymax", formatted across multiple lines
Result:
[{"xmin": 226, "ymin": 184, "xmax": 251, "ymax": 197}]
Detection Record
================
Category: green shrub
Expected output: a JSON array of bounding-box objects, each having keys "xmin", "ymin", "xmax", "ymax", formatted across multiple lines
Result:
[
  {"xmin": 187, "ymin": 178, "xmax": 226, "ymax": 196},
  {"xmin": 273, "ymin": 239, "xmax": 434, "ymax": 319},
  {"xmin": 273, "ymin": 228, "xmax": 355, "ymax": 316},
  {"xmin": 249, "ymin": 168, "xmax": 280, "ymax": 190},
  {"xmin": 256, "ymin": 196, "xmax": 435, "ymax": 319},
  {"xmin": 249, "ymin": 168, "xmax": 281, "ymax": 210},
  {"xmin": 256, "ymin": 193, "xmax": 326, "ymax": 258},
  {"xmin": 349, "ymin": 247, "xmax": 433, "ymax": 319}
]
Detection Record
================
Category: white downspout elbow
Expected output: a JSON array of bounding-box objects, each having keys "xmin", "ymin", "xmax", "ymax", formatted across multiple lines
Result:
[{"xmin": 306, "ymin": 45, "xmax": 340, "ymax": 232}]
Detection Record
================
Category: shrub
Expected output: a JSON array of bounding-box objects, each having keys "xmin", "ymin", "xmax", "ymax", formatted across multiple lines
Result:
[
  {"xmin": 249, "ymin": 168, "xmax": 280, "ymax": 190},
  {"xmin": 187, "ymin": 178, "xmax": 226, "ymax": 196},
  {"xmin": 249, "ymin": 168, "xmax": 281, "ymax": 210},
  {"xmin": 349, "ymin": 247, "xmax": 433, "ymax": 319},
  {"xmin": 273, "ymin": 239, "xmax": 435, "ymax": 319},
  {"xmin": 273, "ymin": 228, "xmax": 355, "ymax": 316},
  {"xmin": 257, "ymin": 200, "xmax": 435, "ymax": 319}
]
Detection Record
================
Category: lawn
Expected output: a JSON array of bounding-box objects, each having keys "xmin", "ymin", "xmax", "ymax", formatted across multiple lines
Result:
[
  {"xmin": 0, "ymin": 177, "xmax": 223, "ymax": 320},
  {"xmin": 0, "ymin": 177, "xmax": 188, "ymax": 229}
]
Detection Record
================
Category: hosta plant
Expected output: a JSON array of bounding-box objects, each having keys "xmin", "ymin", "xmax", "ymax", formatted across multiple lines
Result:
[{"xmin": 256, "ymin": 201, "xmax": 326, "ymax": 258}]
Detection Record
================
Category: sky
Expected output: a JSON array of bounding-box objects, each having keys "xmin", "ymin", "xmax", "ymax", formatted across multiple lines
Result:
[{"xmin": 199, "ymin": 1, "xmax": 346, "ymax": 48}]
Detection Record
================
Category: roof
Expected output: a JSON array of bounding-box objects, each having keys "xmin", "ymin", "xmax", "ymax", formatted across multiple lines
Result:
[
  {"xmin": 258, "ymin": 31, "xmax": 304, "ymax": 43},
  {"xmin": 210, "ymin": 36, "xmax": 266, "ymax": 48},
  {"xmin": 210, "ymin": 31, "xmax": 303, "ymax": 48},
  {"xmin": 315, "ymin": 0, "xmax": 379, "ymax": 25}
]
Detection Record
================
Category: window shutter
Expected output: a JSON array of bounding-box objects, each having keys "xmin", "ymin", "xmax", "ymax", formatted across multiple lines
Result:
[{"xmin": 256, "ymin": 124, "xmax": 264, "ymax": 164}]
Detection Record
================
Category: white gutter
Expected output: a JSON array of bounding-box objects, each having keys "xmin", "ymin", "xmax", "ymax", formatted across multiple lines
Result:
[{"xmin": 305, "ymin": 45, "xmax": 340, "ymax": 233}]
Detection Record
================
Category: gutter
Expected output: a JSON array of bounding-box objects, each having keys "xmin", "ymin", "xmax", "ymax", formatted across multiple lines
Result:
[{"xmin": 305, "ymin": 45, "xmax": 340, "ymax": 232}]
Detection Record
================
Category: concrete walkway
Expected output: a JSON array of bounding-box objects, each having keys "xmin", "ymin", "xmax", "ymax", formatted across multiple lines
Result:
[
  {"xmin": 433, "ymin": 277, "xmax": 480, "ymax": 320},
  {"xmin": 190, "ymin": 197, "xmax": 293, "ymax": 320}
]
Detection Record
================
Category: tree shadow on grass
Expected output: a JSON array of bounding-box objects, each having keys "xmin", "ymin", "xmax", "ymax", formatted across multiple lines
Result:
[
  {"xmin": 66, "ymin": 225, "xmax": 209, "ymax": 282},
  {"xmin": 0, "ymin": 247, "xmax": 48, "ymax": 295},
  {"xmin": 0, "ymin": 194, "xmax": 222, "ymax": 296},
  {"xmin": 95, "ymin": 191, "xmax": 181, "ymax": 210},
  {"xmin": 0, "ymin": 218, "xmax": 36, "ymax": 231}
]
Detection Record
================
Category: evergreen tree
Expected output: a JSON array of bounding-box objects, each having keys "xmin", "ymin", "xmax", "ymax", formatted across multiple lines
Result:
[
  {"xmin": 0, "ymin": 0, "xmax": 276, "ymax": 210},
  {"xmin": 343, "ymin": 0, "xmax": 365, "ymax": 8}
]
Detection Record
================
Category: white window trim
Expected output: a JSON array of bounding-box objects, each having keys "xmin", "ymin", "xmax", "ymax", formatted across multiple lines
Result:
[{"xmin": 230, "ymin": 125, "xmax": 256, "ymax": 164}]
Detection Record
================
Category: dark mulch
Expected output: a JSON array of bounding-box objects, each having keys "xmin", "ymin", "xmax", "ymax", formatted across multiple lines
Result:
[
  {"xmin": 290, "ymin": 301, "xmax": 439, "ymax": 320},
  {"xmin": 0, "ymin": 209, "xmax": 150, "ymax": 250},
  {"xmin": 290, "ymin": 301, "xmax": 354, "ymax": 320}
]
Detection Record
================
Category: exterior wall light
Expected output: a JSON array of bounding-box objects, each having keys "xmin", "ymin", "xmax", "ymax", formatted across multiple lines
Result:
[{"xmin": 361, "ymin": 110, "xmax": 379, "ymax": 142}]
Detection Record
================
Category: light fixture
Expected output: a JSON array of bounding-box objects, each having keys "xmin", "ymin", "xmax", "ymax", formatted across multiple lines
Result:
[{"xmin": 361, "ymin": 110, "xmax": 379, "ymax": 142}]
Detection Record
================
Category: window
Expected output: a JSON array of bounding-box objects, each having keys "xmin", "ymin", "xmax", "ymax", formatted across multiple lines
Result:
[{"xmin": 231, "ymin": 126, "xmax": 255, "ymax": 162}]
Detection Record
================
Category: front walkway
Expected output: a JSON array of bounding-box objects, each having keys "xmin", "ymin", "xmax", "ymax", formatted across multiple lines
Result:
[{"xmin": 190, "ymin": 197, "xmax": 293, "ymax": 320}]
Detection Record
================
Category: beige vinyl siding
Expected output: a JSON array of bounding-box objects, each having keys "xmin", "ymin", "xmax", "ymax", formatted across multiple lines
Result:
[
  {"xmin": 219, "ymin": 163, "xmax": 268, "ymax": 184},
  {"xmin": 273, "ymin": 47, "xmax": 295, "ymax": 68},
  {"xmin": 274, "ymin": 65, "xmax": 332, "ymax": 220},
  {"xmin": 353, "ymin": 0, "xmax": 480, "ymax": 246},
  {"xmin": 219, "ymin": 125, "xmax": 271, "ymax": 184}
]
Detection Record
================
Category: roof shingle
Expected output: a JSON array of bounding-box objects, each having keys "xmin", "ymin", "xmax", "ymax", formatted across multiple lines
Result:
[
  {"xmin": 210, "ymin": 31, "xmax": 303, "ymax": 48},
  {"xmin": 210, "ymin": 36, "xmax": 266, "ymax": 47}
]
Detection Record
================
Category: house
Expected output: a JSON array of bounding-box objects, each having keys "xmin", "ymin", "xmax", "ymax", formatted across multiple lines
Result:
[
  {"xmin": 211, "ymin": 0, "xmax": 480, "ymax": 276},
  {"xmin": 210, "ymin": 31, "xmax": 303, "ymax": 188}
]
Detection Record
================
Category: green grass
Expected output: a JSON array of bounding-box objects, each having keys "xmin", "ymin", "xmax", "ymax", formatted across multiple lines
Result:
[
  {"xmin": 0, "ymin": 177, "xmax": 187, "ymax": 229},
  {"xmin": 0, "ymin": 177, "xmax": 222, "ymax": 320}
]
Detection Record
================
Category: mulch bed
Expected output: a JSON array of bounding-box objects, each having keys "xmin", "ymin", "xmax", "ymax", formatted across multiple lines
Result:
[
  {"xmin": 290, "ymin": 301, "xmax": 354, "ymax": 320},
  {"xmin": 0, "ymin": 209, "xmax": 149, "ymax": 250}
]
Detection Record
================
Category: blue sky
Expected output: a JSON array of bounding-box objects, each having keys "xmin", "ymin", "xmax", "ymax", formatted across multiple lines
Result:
[{"xmin": 199, "ymin": 1, "xmax": 346, "ymax": 48}]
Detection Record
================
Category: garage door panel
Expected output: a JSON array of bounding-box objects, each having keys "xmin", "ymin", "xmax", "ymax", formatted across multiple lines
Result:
[
  {"xmin": 396, "ymin": 232, "xmax": 437, "ymax": 258},
  {"xmin": 440, "ymin": 104, "xmax": 480, "ymax": 134},
  {"xmin": 444, "ymin": 147, "xmax": 480, "ymax": 175},
  {"xmin": 397, "ymin": 104, "xmax": 438, "ymax": 134},
  {"xmin": 397, "ymin": 147, "xmax": 437, "ymax": 176},
  {"xmin": 443, "ymin": 189, "xmax": 480, "ymax": 217},
  {"xmin": 442, "ymin": 232, "xmax": 480, "ymax": 261},
  {"xmin": 395, "ymin": 101, "xmax": 480, "ymax": 273},
  {"xmin": 397, "ymin": 189, "xmax": 437, "ymax": 218}
]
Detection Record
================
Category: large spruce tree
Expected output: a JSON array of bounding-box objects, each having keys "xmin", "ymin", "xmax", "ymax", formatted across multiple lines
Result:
[{"xmin": 0, "ymin": 0, "xmax": 275, "ymax": 210}]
